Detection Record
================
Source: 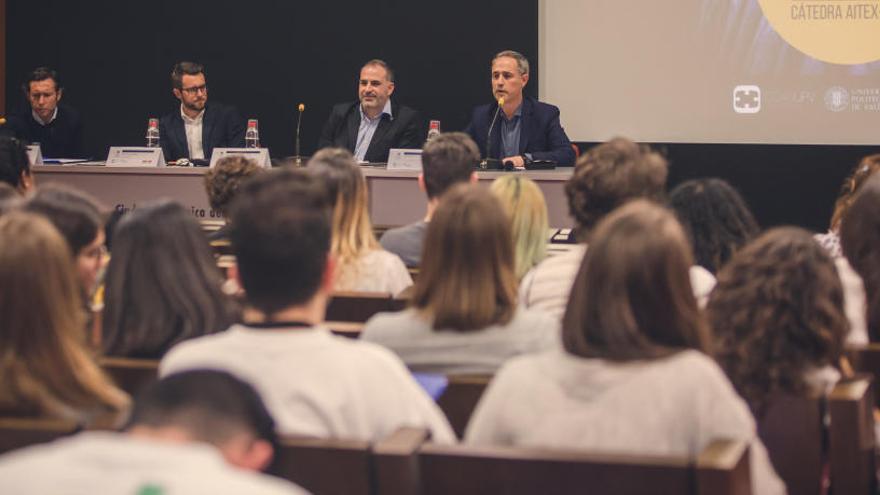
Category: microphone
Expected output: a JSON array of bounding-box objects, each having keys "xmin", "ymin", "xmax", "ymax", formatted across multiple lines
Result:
[
  {"xmin": 294, "ymin": 103, "xmax": 305, "ymax": 166},
  {"xmin": 481, "ymin": 98, "xmax": 504, "ymax": 170}
]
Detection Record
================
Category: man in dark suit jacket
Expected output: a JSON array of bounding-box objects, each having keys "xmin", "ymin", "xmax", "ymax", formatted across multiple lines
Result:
[
  {"xmin": 465, "ymin": 51, "xmax": 575, "ymax": 168},
  {"xmin": 159, "ymin": 61, "xmax": 245, "ymax": 163},
  {"xmin": 318, "ymin": 59, "xmax": 423, "ymax": 163}
]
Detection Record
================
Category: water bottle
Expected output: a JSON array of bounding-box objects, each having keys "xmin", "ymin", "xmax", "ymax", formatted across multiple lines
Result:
[
  {"xmin": 145, "ymin": 118, "xmax": 160, "ymax": 148},
  {"xmin": 427, "ymin": 120, "xmax": 441, "ymax": 141},
  {"xmin": 245, "ymin": 119, "xmax": 260, "ymax": 148}
]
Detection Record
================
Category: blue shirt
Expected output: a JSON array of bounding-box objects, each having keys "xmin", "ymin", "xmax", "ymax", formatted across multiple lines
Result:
[
  {"xmin": 354, "ymin": 100, "xmax": 393, "ymax": 162},
  {"xmin": 500, "ymin": 104, "xmax": 523, "ymax": 159}
]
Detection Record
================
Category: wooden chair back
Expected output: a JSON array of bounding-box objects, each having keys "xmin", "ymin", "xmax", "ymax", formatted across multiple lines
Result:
[
  {"xmin": 0, "ymin": 417, "xmax": 79, "ymax": 454},
  {"xmin": 326, "ymin": 291, "xmax": 407, "ymax": 322},
  {"xmin": 435, "ymin": 374, "xmax": 492, "ymax": 439},
  {"xmin": 99, "ymin": 356, "xmax": 160, "ymax": 397},
  {"xmin": 845, "ymin": 343, "xmax": 880, "ymax": 406},
  {"xmin": 272, "ymin": 435, "xmax": 374, "ymax": 495},
  {"xmin": 756, "ymin": 394, "xmax": 825, "ymax": 495},
  {"xmin": 828, "ymin": 377, "xmax": 876, "ymax": 495}
]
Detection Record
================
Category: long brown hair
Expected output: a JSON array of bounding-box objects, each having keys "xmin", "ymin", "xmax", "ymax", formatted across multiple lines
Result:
[
  {"xmin": 562, "ymin": 200, "xmax": 709, "ymax": 361},
  {"xmin": 0, "ymin": 212, "xmax": 129, "ymax": 419},
  {"xmin": 830, "ymin": 154, "xmax": 880, "ymax": 232},
  {"xmin": 411, "ymin": 184, "xmax": 518, "ymax": 331},
  {"xmin": 841, "ymin": 174, "xmax": 880, "ymax": 342},
  {"xmin": 708, "ymin": 227, "xmax": 847, "ymax": 415}
]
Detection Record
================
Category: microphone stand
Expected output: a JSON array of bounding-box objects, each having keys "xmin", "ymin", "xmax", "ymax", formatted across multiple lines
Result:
[{"xmin": 480, "ymin": 99, "xmax": 504, "ymax": 170}]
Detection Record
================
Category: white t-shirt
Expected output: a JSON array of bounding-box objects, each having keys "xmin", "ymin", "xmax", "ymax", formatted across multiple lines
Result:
[
  {"xmin": 334, "ymin": 249, "xmax": 413, "ymax": 296},
  {"xmin": 466, "ymin": 349, "xmax": 786, "ymax": 495},
  {"xmin": 160, "ymin": 324, "xmax": 454, "ymax": 443},
  {"xmin": 0, "ymin": 431, "xmax": 308, "ymax": 494},
  {"xmin": 835, "ymin": 256, "xmax": 870, "ymax": 345}
]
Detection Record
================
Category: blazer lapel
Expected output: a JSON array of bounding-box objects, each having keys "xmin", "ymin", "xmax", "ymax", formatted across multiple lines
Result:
[
  {"xmin": 366, "ymin": 115, "xmax": 394, "ymax": 160},
  {"xmin": 201, "ymin": 105, "xmax": 216, "ymax": 157},
  {"xmin": 519, "ymin": 97, "xmax": 534, "ymax": 154},
  {"xmin": 345, "ymin": 105, "xmax": 360, "ymax": 150}
]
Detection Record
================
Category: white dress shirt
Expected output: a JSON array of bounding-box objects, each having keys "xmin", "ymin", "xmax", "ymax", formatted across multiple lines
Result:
[{"xmin": 181, "ymin": 105, "xmax": 206, "ymax": 160}]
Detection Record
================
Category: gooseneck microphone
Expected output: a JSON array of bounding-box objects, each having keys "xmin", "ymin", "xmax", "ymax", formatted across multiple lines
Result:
[
  {"xmin": 294, "ymin": 103, "xmax": 305, "ymax": 166},
  {"xmin": 480, "ymin": 97, "xmax": 505, "ymax": 170}
]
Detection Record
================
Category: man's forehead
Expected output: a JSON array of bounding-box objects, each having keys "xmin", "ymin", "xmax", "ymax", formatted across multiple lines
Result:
[
  {"xmin": 181, "ymin": 73, "xmax": 206, "ymax": 85},
  {"xmin": 360, "ymin": 65, "xmax": 389, "ymax": 82},
  {"xmin": 29, "ymin": 79, "xmax": 59, "ymax": 93},
  {"xmin": 492, "ymin": 57, "xmax": 520, "ymax": 73}
]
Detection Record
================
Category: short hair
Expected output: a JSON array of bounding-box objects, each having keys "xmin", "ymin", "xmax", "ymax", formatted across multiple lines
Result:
[
  {"xmin": 126, "ymin": 370, "xmax": 277, "ymax": 450},
  {"xmin": 24, "ymin": 184, "xmax": 103, "ymax": 256},
  {"xmin": 489, "ymin": 175, "xmax": 548, "ymax": 279},
  {"xmin": 204, "ymin": 156, "xmax": 263, "ymax": 216},
  {"xmin": 362, "ymin": 59, "xmax": 394, "ymax": 83},
  {"xmin": 229, "ymin": 168, "xmax": 331, "ymax": 315},
  {"xmin": 171, "ymin": 61, "xmax": 205, "ymax": 89},
  {"xmin": 562, "ymin": 200, "xmax": 709, "ymax": 361},
  {"xmin": 0, "ymin": 136, "xmax": 31, "ymax": 189},
  {"xmin": 669, "ymin": 178, "xmax": 759, "ymax": 274},
  {"xmin": 565, "ymin": 137, "xmax": 668, "ymax": 239},
  {"xmin": 830, "ymin": 154, "xmax": 880, "ymax": 232},
  {"xmin": 411, "ymin": 184, "xmax": 518, "ymax": 331},
  {"xmin": 22, "ymin": 67, "xmax": 62, "ymax": 93},
  {"xmin": 841, "ymin": 174, "xmax": 880, "ymax": 341},
  {"xmin": 421, "ymin": 132, "xmax": 478, "ymax": 199},
  {"xmin": 102, "ymin": 199, "xmax": 238, "ymax": 358},
  {"xmin": 492, "ymin": 50, "xmax": 530, "ymax": 75},
  {"xmin": 708, "ymin": 227, "xmax": 847, "ymax": 416}
]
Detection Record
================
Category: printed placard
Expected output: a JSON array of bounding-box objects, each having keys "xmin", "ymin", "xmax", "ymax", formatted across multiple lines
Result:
[
  {"xmin": 209, "ymin": 148, "xmax": 271, "ymax": 168},
  {"xmin": 105, "ymin": 147, "xmax": 166, "ymax": 167},
  {"xmin": 386, "ymin": 148, "xmax": 423, "ymax": 171},
  {"xmin": 26, "ymin": 145, "xmax": 43, "ymax": 166}
]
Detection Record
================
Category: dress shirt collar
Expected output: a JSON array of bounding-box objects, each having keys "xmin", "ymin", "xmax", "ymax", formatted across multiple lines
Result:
[
  {"xmin": 503, "ymin": 102, "xmax": 523, "ymax": 121},
  {"xmin": 360, "ymin": 99, "xmax": 393, "ymax": 123},
  {"xmin": 32, "ymin": 107, "xmax": 58, "ymax": 126},
  {"xmin": 180, "ymin": 104, "xmax": 205, "ymax": 124}
]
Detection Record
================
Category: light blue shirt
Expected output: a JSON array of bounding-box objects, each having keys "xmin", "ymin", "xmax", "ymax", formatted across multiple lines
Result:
[
  {"xmin": 500, "ymin": 104, "xmax": 522, "ymax": 159},
  {"xmin": 354, "ymin": 100, "xmax": 393, "ymax": 162}
]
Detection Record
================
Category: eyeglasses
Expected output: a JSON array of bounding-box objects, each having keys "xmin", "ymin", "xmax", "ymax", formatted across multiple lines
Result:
[{"xmin": 181, "ymin": 84, "xmax": 207, "ymax": 95}]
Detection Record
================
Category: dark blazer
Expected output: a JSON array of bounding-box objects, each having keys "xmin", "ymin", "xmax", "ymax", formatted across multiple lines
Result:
[
  {"xmin": 6, "ymin": 103, "xmax": 85, "ymax": 158},
  {"xmin": 465, "ymin": 96, "xmax": 576, "ymax": 166},
  {"xmin": 318, "ymin": 101, "xmax": 424, "ymax": 163},
  {"xmin": 159, "ymin": 102, "xmax": 245, "ymax": 161}
]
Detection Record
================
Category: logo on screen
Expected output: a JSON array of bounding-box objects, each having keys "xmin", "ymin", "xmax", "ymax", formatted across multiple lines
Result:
[
  {"xmin": 733, "ymin": 85, "xmax": 761, "ymax": 114},
  {"xmin": 825, "ymin": 87, "xmax": 850, "ymax": 112}
]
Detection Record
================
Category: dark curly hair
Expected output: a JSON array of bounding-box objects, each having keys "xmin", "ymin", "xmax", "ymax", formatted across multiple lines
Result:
[
  {"xmin": 669, "ymin": 178, "xmax": 759, "ymax": 274},
  {"xmin": 829, "ymin": 154, "xmax": 880, "ymax": 232},
  {"xmin": 841, "ymin": 174, "xmax": 880, "ymax": 342},
  {"xmin": 707, "ymin": 227, "xmax": 847, "ymax": 417},
  {"xmin": 565, "ymin": 137, "xmax": 667, "ymax": 240},
  {"xmin": 203, "ymin": 156, "xmax": 263, "ymax": 216}
]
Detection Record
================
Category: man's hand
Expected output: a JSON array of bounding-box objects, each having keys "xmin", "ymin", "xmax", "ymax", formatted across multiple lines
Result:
[{"xmin": 503, "ymin": 155, "xmax": 525, "ymax": 169}]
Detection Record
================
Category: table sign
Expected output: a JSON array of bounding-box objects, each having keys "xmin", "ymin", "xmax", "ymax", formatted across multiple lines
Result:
[
  {"xmin": 387, "ymin": 149, "xmax": 423, "ymax": 171},
  {"xmin": 210, "ymin": 148, "xmax": 271, "ymax": 168},
  {"xmin": 106, "ymin": 147, "xmax": 166, "ymax": 167}
]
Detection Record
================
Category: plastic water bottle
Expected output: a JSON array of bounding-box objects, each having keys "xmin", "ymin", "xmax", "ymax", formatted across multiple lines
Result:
[
  {"xmin": 145, "ymin": 118, "xmax": 160, "ymax": 148},
  {"xmin": 245, "ymin": 119, "xmax": 260, "ymax": 148},
  {"xmin": 427, "ymin": 120, "xmax": 441, "ymax": 141}
]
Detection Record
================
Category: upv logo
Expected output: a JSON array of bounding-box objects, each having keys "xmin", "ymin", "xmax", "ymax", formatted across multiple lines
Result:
[{"xmin": 733, "ymin": 85, "xmax": 761, "ymax": 114}]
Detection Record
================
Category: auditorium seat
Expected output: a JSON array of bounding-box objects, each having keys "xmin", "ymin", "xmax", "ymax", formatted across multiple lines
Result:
[
  {"xmin": 373, "ymin": 428, "xmax": 751, "ymax": 495},
  {"xmin": 98, "ymin": 356, "xmax": 160, "ymax": 397},
  {"xmin": 272, "ymin": 435, "xmax": 374, "ymax": 495},
  {"xmin": 435, "ymin": 374, "xmax": 492, "ymax": 439},
  {"xmin": 326, "ymin": 291, "xmax": 407, "ymax": 322},
  {"xmin": 0, "ymin": 417, "xmax": 79, "ymax": 455},
  {"xmin": 846, "ymin": 344, "xmax": 880, "ymax": 406}
]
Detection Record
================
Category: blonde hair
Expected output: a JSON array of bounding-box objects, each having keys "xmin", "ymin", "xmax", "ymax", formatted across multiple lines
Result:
[
  {"xmin": 490, "ymin": 175, "xmax": 548, "ymax": 279},
  {"xmin": 0, "ymin": 212, "xmax": 129, "ymax": 420}
]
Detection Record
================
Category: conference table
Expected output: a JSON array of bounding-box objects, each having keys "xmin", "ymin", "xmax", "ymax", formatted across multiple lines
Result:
[{"xmin": 32, "ymin": 164, "xmax": 574, "ymax": 227}]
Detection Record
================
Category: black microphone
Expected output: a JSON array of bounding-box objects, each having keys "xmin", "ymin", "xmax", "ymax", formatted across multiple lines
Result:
[
  {"xmin": 480, "ymin": 97, "xmax": 504, "ymax": 170},
  {"xmin": 294, "ymin": 103, "xmax": 305, "ymax": 166}
]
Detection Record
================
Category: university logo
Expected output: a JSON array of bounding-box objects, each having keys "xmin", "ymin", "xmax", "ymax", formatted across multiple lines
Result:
[{"xmin": 825, "ymin": 86, "xmax": 850, "ymax": 112}]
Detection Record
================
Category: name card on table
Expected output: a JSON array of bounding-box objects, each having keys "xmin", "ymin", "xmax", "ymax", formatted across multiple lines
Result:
[
  {"xmin": 106, "ymin": 147, "xmax": 166, "ymax": 167},
  {"xmin": 210, "ymin": 148, "xmax": 271, "ymax": 168},
  {"xmin": 387, "ymin": 149, "xmax": 423, "ymax": 171},
  {"xmin": 26, "ymin": 145, "xmax": 44, "ymax": 165}
]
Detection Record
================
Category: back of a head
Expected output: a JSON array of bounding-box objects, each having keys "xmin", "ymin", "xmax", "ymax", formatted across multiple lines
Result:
[
  {"xmin": 841, "ymin": 174, "xmax": 880, "ymax": 341},
  {"xmin": 669, "ymin": 178, "xmax": 758, "ymax": 274},
  {"xmin": 204, "ymin": 156, "xmax": 263, "ymax": 216},
  {"xmin": 229, "ymin": 168, "xmax": 331, "ymax": 316},
  {"xmin": 126, "ymin": 370, "xmax": 276, "ymax": 451},
  {"xmin": 102, "ymin": 199, "xmax": 235, "ymax": 357},
  {"xmin": 24, "ymin": 184, "xmax": 103, "ymax": 256},
  {"xmin": 411, "ymin": 184, "xmax": 517, "ymax": 331},
  {"xmin": 489, "ymin": 175, "xmax": 549, "ymax": 279},
  {"xmin": 421, "ymin": 132, "xmax": 479, "ymax": 199},
  {"xmin": 565, "ymin": 137, "xmax": 668, "ymax": 239},
  {"xmin": 562, "ymin": 200, "xmax": 707, "ymax": 361},
  {"xmin": 0, "ymin": 136, "xmax": 30, "ymax": 191},
  {"xmin": 830, "ymin": 153, "xmax": 880, "ymax": 232},
  {"xmin": 708, "ymin": 227, "xmax": 847, "ymax": 414}
]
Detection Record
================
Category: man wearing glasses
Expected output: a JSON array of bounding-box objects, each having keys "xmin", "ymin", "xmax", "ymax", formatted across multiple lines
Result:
[{"xmin": 159, "ymin": 61, "xmax": 245, "ymax": 164}]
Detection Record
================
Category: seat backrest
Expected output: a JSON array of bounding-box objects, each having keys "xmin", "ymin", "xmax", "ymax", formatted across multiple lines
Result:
[
  {"xmin": 845, "ymin": 344, "xmax": 880, "ymax": 407},
  {"xmin": 435, "ymin": 374, "xmax": 492, "ymax": 439},
  {"xmin": 272, "ymin": 435, "xmax": 374, "ymax": 495},
  {"xmin": 326, "ymin": 291, "xmax": 407, "ymax": 322},
  {"xmin": 99, "ymin": 356, "xmax": 160, "ymax": 397},
  {"xmin": 756, "ymin": 393, "xmax": 825, "ymax": 495},
  {"xmin": 828, "ymin": 377, "xmax": 876, "ymax": 495},
  {"xmin": 0, "ymin": 417, "xmax": 79, "ymax": 455}
]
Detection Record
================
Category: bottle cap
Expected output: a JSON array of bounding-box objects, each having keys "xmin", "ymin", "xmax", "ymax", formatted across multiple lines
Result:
[
  {"xmin": 148, "ymin": 118, "xmax": 159, "ymax": 127},
  {"xmin": 247, "ymin": 119, "xmax": 258, "ymax": 128},
  {"xmin": 429, "ymin": 120, "xmax": 441, "ymax": 129}
]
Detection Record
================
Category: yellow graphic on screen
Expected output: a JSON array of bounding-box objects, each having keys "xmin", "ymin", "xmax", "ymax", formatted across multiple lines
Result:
[{"xmin": 758, "ymin": 0, "xmax": 880, "ymax": 64}]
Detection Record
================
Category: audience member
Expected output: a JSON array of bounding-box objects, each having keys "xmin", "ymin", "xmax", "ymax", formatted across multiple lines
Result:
[
  {"xmin": 0, "ymin": 211, "xmax": 129, "ymax": 423},
  {"xmin": 362, "ymin": 185, "xmax": 558, "ymax": 374},
  {"xmin": 669, "ymin": 178, "xmax": 759, "ymax": 274},
  {"xmin": 318, "ymin": 59, "xmax": 423, "ymax": 163},
  {"xmin": 489, "ymin": 175, "xmax": 549, "ymax": 279},
  {"xmin": 102, "ymin": 199, "xmax": 239, "ymax": 358},
  {"xmin": 0, "ymin": 183, "xmax": 22, "ymax": 212},
  {"xmin": 0, "ymin": 370, "xmax": 308, "ymax": 494},
  {"xmin": 380, "ymin": 132, "xmax": 478, "ymax": 267},
  {"xmin": 0, "ymin": 135, "xmax": 34, "ymax": 194},
  {"xmin": 841, "ymin": 174, "xmax": 880, "ymax": 342},
  {"xmin": 817, "ymin": 153, "xmax": 880, "ymax": 258},
  {"xmin": 204, "ymin": 155, "xmax": 264, "ymax": 241},
  {"xmin": 6, "ymin": 67, "xmax": 85, "ymax": 158},
  {"xmin": 708, "ymin": 227, "xmax": 848, "ymax": 418},
  {"xmin": 465, "ymin": 200, "xmax": 785, "ymax": 495},
  {"xmin": 519, "ymin": 137, "xmax": 716, "ymax": 318},
  {"xmin": 308, "ymin": 148, "xmax": 411, "ymax": 295},
  {"xmin": 159, "ymin": 168, "xmax": 454, "ymax": 442}
]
